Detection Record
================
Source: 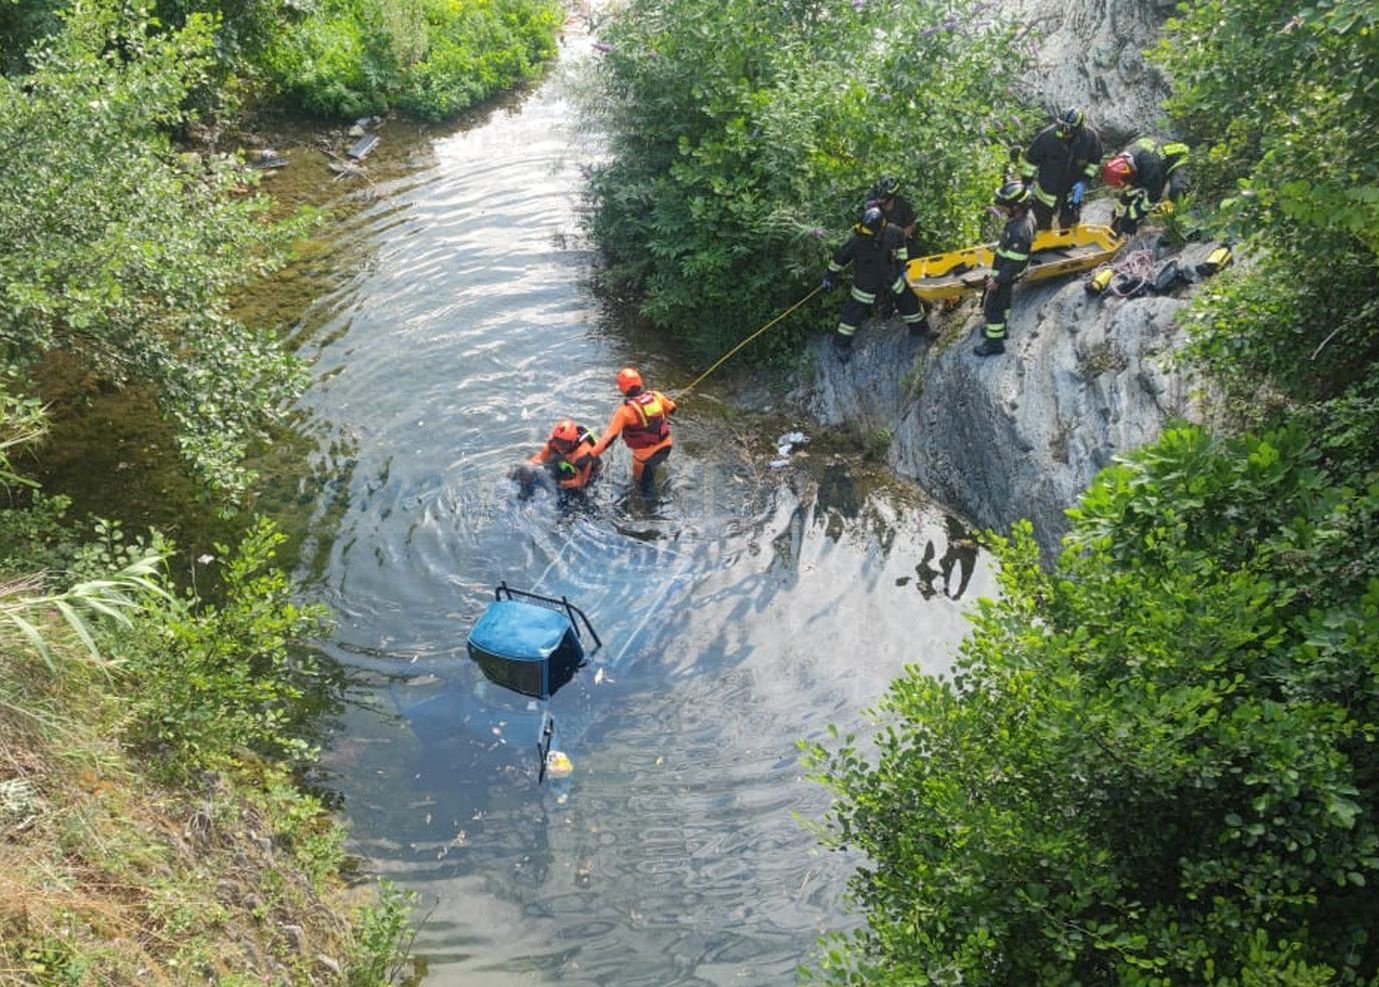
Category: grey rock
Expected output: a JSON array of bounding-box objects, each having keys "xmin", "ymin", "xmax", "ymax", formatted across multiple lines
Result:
[
  {"xmin": 998, "ymin": 0, "xmax": 1175, "ymax": 145},
  {"xmin": 800, "ymin": 210, "xmax": 1224, "ymax": 558}
]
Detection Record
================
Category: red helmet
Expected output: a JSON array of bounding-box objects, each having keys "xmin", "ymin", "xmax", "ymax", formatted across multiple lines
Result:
[
  {"xmin": 549, "ymin": 419, "xmax": 579, "ymax": 448},
  {"xmin": 1102, "ymin": 153, "xmax": 1134, "ymax": 188},
  {"xmin": 617, "ymin": 367, "xmax": 643, "ymax": 394}
]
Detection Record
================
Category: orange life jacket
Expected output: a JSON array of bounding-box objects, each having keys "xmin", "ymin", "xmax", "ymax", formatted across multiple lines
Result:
[
  {"xmin": 554, "ymin": 429, "xmax": 600, "ymax": 488},
  {"xmin": 622, "ymin": 391, "xmax": 671, "ymax": 450}
]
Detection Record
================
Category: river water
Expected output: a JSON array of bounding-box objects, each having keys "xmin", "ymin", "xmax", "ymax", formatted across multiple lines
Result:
[{"xmin": 283, "ymin": 34, "xmax": 995, "ymax": 986}]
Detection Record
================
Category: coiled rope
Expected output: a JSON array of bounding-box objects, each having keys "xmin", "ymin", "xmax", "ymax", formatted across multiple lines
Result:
[{"xmin": 1097, "ymin": 246, "xmax": 1158, "ymax": 298}]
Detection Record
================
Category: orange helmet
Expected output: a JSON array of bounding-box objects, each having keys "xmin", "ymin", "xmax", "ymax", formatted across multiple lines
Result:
[
  {"xmin": 617, "ymin": 367, "xmax": 643, "ymax": 394},
  {"xmin": 1102, "ymin": 153, "xmax": 1134, "ymax": 188},
  {"xmin": 549, "ymin": 419, "xmax": 579, "ymax": 448}
]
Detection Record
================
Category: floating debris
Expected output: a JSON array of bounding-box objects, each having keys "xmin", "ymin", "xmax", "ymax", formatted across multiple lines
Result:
[
  {"xmin": 545, "ymin": 750, "xmax": 573, "ymax": 778},
  {"xmin": 347, "ymin": 133, "xmax": 380, "ymax": 161},
  {"xmin": 246, "ymin": 148, "xmax": 289, "ymax": 170}
]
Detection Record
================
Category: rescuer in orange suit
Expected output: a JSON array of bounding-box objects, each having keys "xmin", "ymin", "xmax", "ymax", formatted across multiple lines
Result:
[
  {"xmin": 528, "ymin": 419, "xmax": 602, "ymax": 490},
  {"xmin": 588, "ymin": 367, "xmax": 676, "ymax": 491}
]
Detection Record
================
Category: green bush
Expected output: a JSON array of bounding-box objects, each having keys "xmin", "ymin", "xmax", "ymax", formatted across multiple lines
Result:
[
  {"xmin": 0, "ymin": 6, "xmax": 315, "ymax": 501},
  {"xmin": 261, "ymin": 0, "xmax": 559, "ymax": 120},
  {"xmin": 805, "ymin": 423, "xmax": 1379, "ymax": 984},
  {"xmin": 1151, "ymin": 0, "xmax": 1379, "ymax": 405},
  {"xmin": 581, "ymin": 0, "xmax": 1028, "ymax": 361},
  {"xmin": 116, "ymin": 517, "xmax": 330, "ymax": 780}
]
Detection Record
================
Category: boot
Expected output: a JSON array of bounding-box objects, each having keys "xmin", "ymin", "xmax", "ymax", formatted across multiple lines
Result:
[
  {"xmin": 908, "ymin": 316, "xmax": 937, "ymax": 339},
  {"xmin": 832, "ymin": 332, "xmax": 854, "ymax": 364},
  {"xmin": 972, "ymin": 336, "xmax": 1005, "ymax": 358}
]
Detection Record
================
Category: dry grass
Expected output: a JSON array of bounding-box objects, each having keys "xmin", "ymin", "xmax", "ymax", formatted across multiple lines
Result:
[{"xmin": 0, "ymin": 640, "xmax": 402, "ymax": 986}]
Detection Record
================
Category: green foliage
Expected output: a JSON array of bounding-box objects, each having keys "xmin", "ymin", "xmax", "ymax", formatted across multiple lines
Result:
[
  {"xmin": 0, "ymin": 0, "xmax": 62, "ymax": 74},
  {"xmin": 1151, "ymin": 0, "xmax": 1379, "ymax": 405},
  {"xmin": 0, "ymin": 4, "xmax": 316, "ymax": 500},
  {"xmin": 0, "ymin": 367, "xmax": 47, "ymax": 491},
  {"xmin": 260, "ymin": 0, "xmax": 559, "ymax": 121},
  {"xmin": 117, "ymin": 516, "xmax": 330, "ymax": 779},
  {"xmin": 1154, "ymin": 0, "xmax": 1379, "ymax": 249},
  {"xmin": 805, "ymin": 424, "xmax": 1379, "ymax": 983},
  {"xmin": 581, "ymin": 0, "xmax": 1028, "ymax": 361},
  {"xmin": 348, "ymin": 880, "xmax": 419, "ymax": 986}
]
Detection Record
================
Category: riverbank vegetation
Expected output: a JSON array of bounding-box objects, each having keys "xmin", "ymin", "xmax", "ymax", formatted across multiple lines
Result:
[
  {"xmin": 0, "ymin": 0, "xmax": 561, "ymax": 124},
  {"xmin": 1, "ymin": 4, "xmax": 419, "ymax": 980},
  {"xmin": 579, "ymin": 0, "xmax": 1030, "ymax": 360},
  {"xmin": 0, "ymin": 497, "xmax": 415, "ymax": 980},
  {"xmin": 797, "ymin": 0, "xmax": 1379, "ymax": 982}
]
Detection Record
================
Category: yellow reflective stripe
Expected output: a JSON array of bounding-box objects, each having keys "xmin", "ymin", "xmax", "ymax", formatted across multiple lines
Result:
[
  {"xmin": 1019, "ymin": 158, "xmax": 1036, "ymax": 179},
  {"xmin": 1163, "ymin": 142, "xmax": 1189, "ymax": 158},
  {"xmin": 895, "ymin": 246, "xmax": 909, "ymax": 263},
  {"xmin": 636, "ymin": 396, "xmax": 663, "ymax": 425},
  {"xmin": 1031, "ymin": 182, "xmax": 1057, "ymax": 206},
  {"xmin": 850, "ymin": 287, "xmax": 875, "ymax": 304},
  {"xmin": 996, "ymin": 247, "xmax": 1029, "ymax": 262},
  {"xmin": 890, "ymin": 275, "xmax": 907, "ymax": 292},
  {"xmin": 828, "ymin": 261, "xmax": 843, "ymax": 273},
  {"xmin": 1083, "ymin": 162, "xmax": 1099, "ymax": 178}
]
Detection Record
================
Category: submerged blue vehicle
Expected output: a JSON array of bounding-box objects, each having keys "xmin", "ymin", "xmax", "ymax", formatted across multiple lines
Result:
[{"xmin": 465, "ymin": 582, "xmax": 602, "ymax": 779}]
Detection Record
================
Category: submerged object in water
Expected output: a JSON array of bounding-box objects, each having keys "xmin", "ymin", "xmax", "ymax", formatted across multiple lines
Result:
[
  {"xmin": 545, "ymin": 750, "xmax": 573, "ymax": 778},
  {"xmin": 465, "ymin": 582, "xmax": 601, "ymax": 700},
  {"xmin": 466, "ymin": 582, "xmax": 602, "ymax": 782}
]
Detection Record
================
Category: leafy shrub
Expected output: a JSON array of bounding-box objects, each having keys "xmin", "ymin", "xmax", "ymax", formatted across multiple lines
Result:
[
  {"xmin": 581, "ymin": 0, "xmax": 1030, "ymax": 361},
  {"xmin": 1151, "ymin": 0, "xmax": 1379, "ymax": 404},
  {"xmin": 805, "ymin": 423, "xmax": 1379, "ymax": 983},
  {"xmin": 0, "ymin": 6, "xmax": 315, "ymax": 501},
  {"xmin": 117, "ymin": 517, "xmax": 329, "ymax": 779},
  {"xmin": 261, "ymin": 0, "xmax": 559, "ymax": 120}
]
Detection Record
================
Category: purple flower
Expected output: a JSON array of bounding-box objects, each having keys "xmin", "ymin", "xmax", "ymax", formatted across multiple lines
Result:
[
  {"xmin": 879, "ymin": 93, "xmax": 892, "ymax": 101},
  {"xmin": 593, "ymin": 41, "xmax": 612, "ymax": 53},
  {"xmin": 852, "ymin": 0, "xmax": 865, "ymax": 10},
  {"xmin": 811, "ymin": 227, "xmax": 826, "ymax": 239},
  {"xmin": 920, "ymin": 25, "xmax": 937, "ymax": 37},
  {"xmin": 942, "ymin": 14, "xmax": 958, "ymax": 30}
]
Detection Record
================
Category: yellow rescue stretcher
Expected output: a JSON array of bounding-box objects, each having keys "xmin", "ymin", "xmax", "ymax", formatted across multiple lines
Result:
[{"xmin": 905, "ymin": 223, "xmax": 1124, "ymax": 303}]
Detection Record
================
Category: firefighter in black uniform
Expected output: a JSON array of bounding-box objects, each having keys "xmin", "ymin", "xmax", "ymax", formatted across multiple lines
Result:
[
  {"xmin": 870, "ymin": 175, "xmax": 918, "ymax": 316},
  {"xmin": 974, "ymin": 182, "xmax": 1036, "ymax": 358},
  {"xmin": 1102, "ymin": 138, "xmax": 1190, "ymax": 237},
  {"xmin": 1018, "ymin": 107, "xmax": 1104, "ymax": 231},
  {"xmin": 823, "ymin": 206, "xmax": 932, "ymax": 363},
  {"xmin": 871, "ymin": 175, "xmax": 918, "ymax": 248}
]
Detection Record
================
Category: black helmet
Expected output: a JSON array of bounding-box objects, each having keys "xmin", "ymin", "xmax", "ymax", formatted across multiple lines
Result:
[
  {"xmin": 1058, "ymin": 106, "xmax": 1085, "ymax": 130},
  {"xmin": 857, "ymin": 206, "xmax": 884, "ymax": 235},
  {"xmin": 993, "ymin": 181, "xmax": 1030, "ymax": 209},
  {"xmin": 874, "ymin": 175, "xmax": 900, "ymax": 199}
]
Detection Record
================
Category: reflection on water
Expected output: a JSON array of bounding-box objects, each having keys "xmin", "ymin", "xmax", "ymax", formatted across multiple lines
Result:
[{"xmin": 285, "ymin": 33, "xmax": 995, "ymax": 987}]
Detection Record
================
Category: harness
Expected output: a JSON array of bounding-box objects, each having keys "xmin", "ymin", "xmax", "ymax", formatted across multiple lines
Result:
[{"xmin": 622, "ymin": 392, "xmax": 670, "ymax": 450}]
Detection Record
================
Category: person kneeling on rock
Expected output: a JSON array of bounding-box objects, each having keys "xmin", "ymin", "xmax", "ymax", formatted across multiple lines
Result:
[
  {"xmin": 822, "ymin": 206, "xmax": 933, "ymax": 364},
  {"xmin": 974, "ymin": 181, "xmax": 1036, "ymax": 358}
]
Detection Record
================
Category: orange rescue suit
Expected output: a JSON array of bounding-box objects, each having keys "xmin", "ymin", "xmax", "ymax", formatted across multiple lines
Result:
[
  {"xmin": 590, "ymin": 390, "xmax": 675, "ymax": 465},
  {"xmin": 528, "ymin": 428, "xmax": 601, "ymax": 489}
]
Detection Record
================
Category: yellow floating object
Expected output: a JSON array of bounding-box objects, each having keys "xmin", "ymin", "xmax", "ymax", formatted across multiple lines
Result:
[
  {"xmin": 545, "ymin": 750, "xmax": 573, "ymax": 778},
  {"xmin": 905, "ymin": 223, "xmax": 1125, "ymax": 303}
]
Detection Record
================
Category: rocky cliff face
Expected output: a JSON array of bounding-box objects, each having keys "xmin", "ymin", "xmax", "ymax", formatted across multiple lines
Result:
[
  {"xmin": 1003, "ymin": 0, "xmax": 1177, "ymax": 146},
  {"xmin": 794, "ymin": 0, "xmax": 1193, "ymax": 557},
  {"xmin": 798, "ymin": 202, "xmax": 1217, "ymax": 557}
]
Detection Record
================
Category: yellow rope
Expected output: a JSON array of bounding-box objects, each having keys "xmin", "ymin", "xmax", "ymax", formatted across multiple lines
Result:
[{"xmin": 674, "ymin": 286, "xmax": 822, "ymax": 399}]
